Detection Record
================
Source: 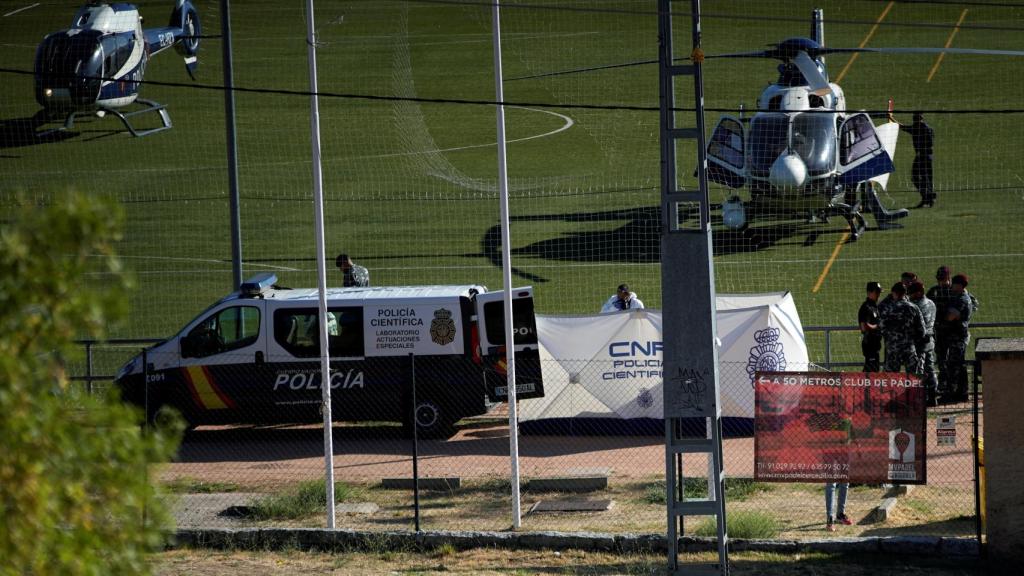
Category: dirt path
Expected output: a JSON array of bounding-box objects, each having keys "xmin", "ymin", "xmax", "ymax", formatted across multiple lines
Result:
[{"xmin": 159, "ymin": 407, "xmax": 979, "ymax": 490}]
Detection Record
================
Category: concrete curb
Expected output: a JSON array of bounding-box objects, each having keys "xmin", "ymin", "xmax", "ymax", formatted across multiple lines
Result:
[{"xmin": 171, "ymin": 528, "xmax": 980, "ymax": 558}]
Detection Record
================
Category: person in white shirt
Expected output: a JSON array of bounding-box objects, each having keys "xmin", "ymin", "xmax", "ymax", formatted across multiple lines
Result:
[{"xmin": 601, "ymin": 283, "xmax": 644, "ymax": 313}]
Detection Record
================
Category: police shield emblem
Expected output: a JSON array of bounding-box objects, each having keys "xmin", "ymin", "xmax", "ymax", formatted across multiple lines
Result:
[{"xmin": 430, "ymin": 308, "xmax": 456, "ymax": 345}]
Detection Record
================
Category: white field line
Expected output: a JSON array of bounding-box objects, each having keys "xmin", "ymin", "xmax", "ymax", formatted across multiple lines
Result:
[
  {"xmin": 356, "ymin": 106, "xmax": 574, "ymax": 160},
  {"xmin": 95, "ymin": 250, "xmax": 1024, "ymax": 276},
  {"xmin": 3, "ymin": 3, "xmax": 39, "ymax": 17},
  {"xmin": 107, "ymin": 255, "xmax": 301, "ymax": 272}
]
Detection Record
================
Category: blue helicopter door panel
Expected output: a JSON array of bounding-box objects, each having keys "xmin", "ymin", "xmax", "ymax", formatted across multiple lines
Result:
[
  {"xmin": 706, "ymin": 117, "xmax": 747, "ymax": 189},
  {"xmin": 837, "ymin": 113, "xmax": 895, "ymax": 186}
]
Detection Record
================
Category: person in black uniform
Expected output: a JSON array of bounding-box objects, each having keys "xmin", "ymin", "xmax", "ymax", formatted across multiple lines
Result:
[
  {"xmin": 896, "ymin": 112, "xmax": 936, "ymax": 208},
  {"xmin": 859, "ymin": 281, "xmax": 883, "ymax": 372}
]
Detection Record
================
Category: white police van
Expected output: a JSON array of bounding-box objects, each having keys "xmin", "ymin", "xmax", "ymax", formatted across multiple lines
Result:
[{"xmin": 115, "ymin": 274, "xmax": 544, "ymax": 437}]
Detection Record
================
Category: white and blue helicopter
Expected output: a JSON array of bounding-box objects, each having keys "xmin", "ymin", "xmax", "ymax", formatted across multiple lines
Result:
[
  {"xmin": 34, "ymin": 1, "xmax": 200, "ymax": 137},
  {"xmin": 704, "ymin": 9, "xmax": 1024, "ymax": 241}
]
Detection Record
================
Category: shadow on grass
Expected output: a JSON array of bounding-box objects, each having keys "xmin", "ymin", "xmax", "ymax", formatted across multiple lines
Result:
[{"xmin": 480, "ymin": 205, "xmax": 851, "ymax": 282}]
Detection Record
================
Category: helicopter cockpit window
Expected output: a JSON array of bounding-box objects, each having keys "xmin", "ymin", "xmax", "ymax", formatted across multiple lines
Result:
[
  {"xmin": 100, "ymin": 34, "xmax": 132, "ymax": 77},
  {"xmin": 792, "ymin": 113, "xmax": 837, "ymax": 176},
  {"xmin": 748, "ymin": 114, "xmax": 789, "ymax": 177},
  {"xmin": 37, "ymin": 33, "xmax": 103, "ymax": 81},
  {"xmin": 840, "ymin": 114, "xmax": 881, "ymax": 165},
  {"xmin": 708, "ymin": 119, "xmax": 744, "ymax": 169}
]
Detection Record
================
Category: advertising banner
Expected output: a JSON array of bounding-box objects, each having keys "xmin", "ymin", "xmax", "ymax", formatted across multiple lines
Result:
[{"xmin": 754, "ymin": 372, "xmax": 926, "ymax": 484}]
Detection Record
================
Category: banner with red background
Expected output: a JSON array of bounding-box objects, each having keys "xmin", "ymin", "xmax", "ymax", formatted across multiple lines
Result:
[{"xmin": 754, "ymin": 372, "xmax": 926, "ymax": 484}]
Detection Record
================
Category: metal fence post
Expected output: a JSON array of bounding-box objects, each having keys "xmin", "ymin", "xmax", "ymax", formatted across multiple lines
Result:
[
  {"xmin": 972, "ymin": 360, "xmax": 983, "ymax": 548},
  {"xmin": 85, "ymin": 341, "xmax": 94, "ymax": 395},
  {"xmin": 142, "ymin": 348, "xmax": 149, "ymax": 431},
  {"xmin": 410, "ymin": 353, "xmax": 421, "ymax": 532}
]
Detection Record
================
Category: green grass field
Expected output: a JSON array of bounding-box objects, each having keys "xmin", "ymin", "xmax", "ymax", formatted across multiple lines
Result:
[{"xmin": 2, "ymin": 0, "xmax": 1023, "ymax": 364}]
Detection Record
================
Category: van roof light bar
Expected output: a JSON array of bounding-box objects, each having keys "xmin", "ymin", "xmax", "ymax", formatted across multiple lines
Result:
[{"xmin": 239, "ymin": 273, "xmax": 277, "ymax": 297}]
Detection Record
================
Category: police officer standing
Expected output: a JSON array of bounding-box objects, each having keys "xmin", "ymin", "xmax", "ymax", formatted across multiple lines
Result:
[
  {"xmin": 909, "ymin": 281, "xmax": 938, "ymax": 405},
  {"xmin": 880, "ymin": 282, "xmax": 926, "ymax": 374},
  {"xmin": 941, "ymin": 274, "xmax": 975, "ymax": 403},
  {"xmin": 859, "ymin": 281, "xmax": 883, "ymax": 372}
]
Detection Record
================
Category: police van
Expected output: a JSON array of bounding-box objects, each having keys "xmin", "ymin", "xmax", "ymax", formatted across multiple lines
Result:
[{"xmin": 115, "ymin": 273, "xmax": 544, "ymax": 437}]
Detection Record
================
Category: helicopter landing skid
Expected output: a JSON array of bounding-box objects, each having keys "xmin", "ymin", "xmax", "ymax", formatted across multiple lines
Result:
[
  {"xmin": 54, "ymin": 99, "xmax": 173, "ymax": 137},
  {"xmin": 818, "ymin": 202, "xmax": 866, "ymax": 242}
]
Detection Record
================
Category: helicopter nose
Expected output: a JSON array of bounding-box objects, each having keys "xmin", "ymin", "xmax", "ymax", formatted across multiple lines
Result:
[{"xmin": 768, "ymin": 152, "xmax": 808, "ymax": 189}]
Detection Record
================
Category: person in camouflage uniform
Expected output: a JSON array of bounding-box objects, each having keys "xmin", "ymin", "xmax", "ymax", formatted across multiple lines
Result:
[
  {"xmin": 880, "ymin": 282, "xmax": 926, "ymax": 374},
  {"xmin": 927, "ymin": 266, "xmax": 955, "ymax": 393},
  {"xmin": 909, "ymin": 281, "xmax": 938, "ymax": 404},
  {"xmin": 941, "ymin": 274, "xmax": 975, "ymax": 403},
  {"xmin": 336, "ymin": 253, "xmax": 370, "ymax": 287}
]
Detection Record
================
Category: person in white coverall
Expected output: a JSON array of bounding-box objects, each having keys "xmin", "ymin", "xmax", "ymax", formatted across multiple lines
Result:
[{"xmin": 601, "ymin": 283, "xmax": 644, "ymax": 313}]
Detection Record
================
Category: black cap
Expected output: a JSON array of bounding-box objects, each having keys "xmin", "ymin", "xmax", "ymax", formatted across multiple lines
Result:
[
  {"xmin": 617, "ymin": 283, "xmax": 630, "ymax": 293},
  {"xmin": 866, "ymin": 281, "xmax": 882, "ymax": 293}
]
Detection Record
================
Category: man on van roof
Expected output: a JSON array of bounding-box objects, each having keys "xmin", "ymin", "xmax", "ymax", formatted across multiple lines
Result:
[{"xmin": 336, "ymin": 253, "xmax": 369, "ymax": 287}]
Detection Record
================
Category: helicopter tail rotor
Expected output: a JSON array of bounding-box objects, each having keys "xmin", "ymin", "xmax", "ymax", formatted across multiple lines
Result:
[{"xmin": 170, "ymin": 0, "xmax": 200, "ymax": 79}]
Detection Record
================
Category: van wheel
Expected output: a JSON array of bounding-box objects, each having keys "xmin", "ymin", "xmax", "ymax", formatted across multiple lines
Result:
[
  {"xmin": 147, "ymin": 403, "xmax": 191, "ymax": 434},
  {"xmin": 405, "ymin": 400, "xmax": 455, "ymax": 439}
]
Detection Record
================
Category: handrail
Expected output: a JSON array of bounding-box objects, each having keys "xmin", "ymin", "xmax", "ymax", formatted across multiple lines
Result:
[
  {"xmin": 71, "ymin": 338, "xmax": 164, "ymax": 393},
  {"xmin": 805, "ymin": 322, "xmax": 1024, "ymax": 366}
]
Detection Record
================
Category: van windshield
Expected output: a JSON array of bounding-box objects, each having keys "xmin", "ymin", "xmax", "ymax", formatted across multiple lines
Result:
[{"xmin": 483, "ymin": 299, "xmax": 538, "ymax": 346}]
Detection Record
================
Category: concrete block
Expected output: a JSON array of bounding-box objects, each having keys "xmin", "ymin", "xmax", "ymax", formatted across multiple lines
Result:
[
  {"xmin": 878, "ymin": 536, "xmax": 941, "ymax": 555},
  {"xmin": 380, "ymin": 477, "xmax": 460, "ymax": 490},
  {"xmin": 886, "ymin": 484, "xmax": 914, "ymax": 497},
  {"xmin": 873, "ymin": 497, "xmax": 899, "ymax": 522},
  {"xmin": 527, "ymin": 475, "xmax": 607, "ymax": 493}
]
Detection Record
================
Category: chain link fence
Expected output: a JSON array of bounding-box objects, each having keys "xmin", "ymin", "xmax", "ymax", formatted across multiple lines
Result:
[{"xmin": 69, "ymin": 341, "xmax": 983, "ymax": 540}]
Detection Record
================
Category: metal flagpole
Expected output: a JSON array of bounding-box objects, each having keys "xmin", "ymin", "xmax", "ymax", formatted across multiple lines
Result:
[
  {"xmin": 304, "ymin": 0, "xmax": 335, "ymax": 529},
  {"xmin": 491, "ymin": 0, "xmax": 521, "ymax": 529}
]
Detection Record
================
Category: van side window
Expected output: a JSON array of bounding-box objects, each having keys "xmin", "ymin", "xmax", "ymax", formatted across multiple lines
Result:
[
  {"xmin": 183, "ymin": 305, "xmax": 260, "ymax": 358},
  {"xmin": 274, "ymin": 307, "xmax": 364, "ymax": 358},
  {"xmin": 483, "ymin": 299, "xmax": 538, "ymax": 346}
]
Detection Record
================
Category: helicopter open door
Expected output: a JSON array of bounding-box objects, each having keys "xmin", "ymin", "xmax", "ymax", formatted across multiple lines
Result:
[
  {"xmin": 837, "ymin": 113, "xmax": 895, "ymax": 186},
  {"xmin": 706, "ymin": 116, "xmax": 747, "ymax": 188}
]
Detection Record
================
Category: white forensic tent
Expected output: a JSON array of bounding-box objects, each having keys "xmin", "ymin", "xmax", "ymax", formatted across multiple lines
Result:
[{"xmin": 521, "ymin": 292, "xmax": 808, "ymax": 422}]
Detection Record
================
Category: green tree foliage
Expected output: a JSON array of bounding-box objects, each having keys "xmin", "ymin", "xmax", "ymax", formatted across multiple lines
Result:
[{"xmin": 0, "ymin": 193, "xmax": 180, "ymax": 576}]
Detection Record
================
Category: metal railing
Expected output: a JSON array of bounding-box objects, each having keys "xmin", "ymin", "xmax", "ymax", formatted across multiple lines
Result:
[
  {"xmin": 805, "ymin": 321, "xmax": 1024, "ymax": 368},
  {"xmin": 71, "ymin": 338, "xmax": 163, "ymax": 393}
]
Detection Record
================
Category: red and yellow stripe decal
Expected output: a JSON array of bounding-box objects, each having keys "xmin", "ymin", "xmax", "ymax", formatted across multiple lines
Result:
[{"xmin": 183, "ymin": 366, "xmax": 235, "ymax": 410}]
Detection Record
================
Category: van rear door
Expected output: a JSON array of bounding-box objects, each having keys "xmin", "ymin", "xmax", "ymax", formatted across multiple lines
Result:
[{"xmin": 474, "ymin": 288, "xmax": 545, "ymax": 401}]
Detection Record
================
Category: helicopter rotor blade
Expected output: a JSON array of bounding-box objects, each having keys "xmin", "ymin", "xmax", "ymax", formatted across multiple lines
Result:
[
  {"xmin": 792, "ymin": 51, "xmax": 832, "ymax": 96},
  {"xmin": 704, "ymin": 50, "xmax": 773, "ymax": 60},
  {"xmin": 851, "ymin": 46, "xmax": 1024, "ymax": 58}
]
